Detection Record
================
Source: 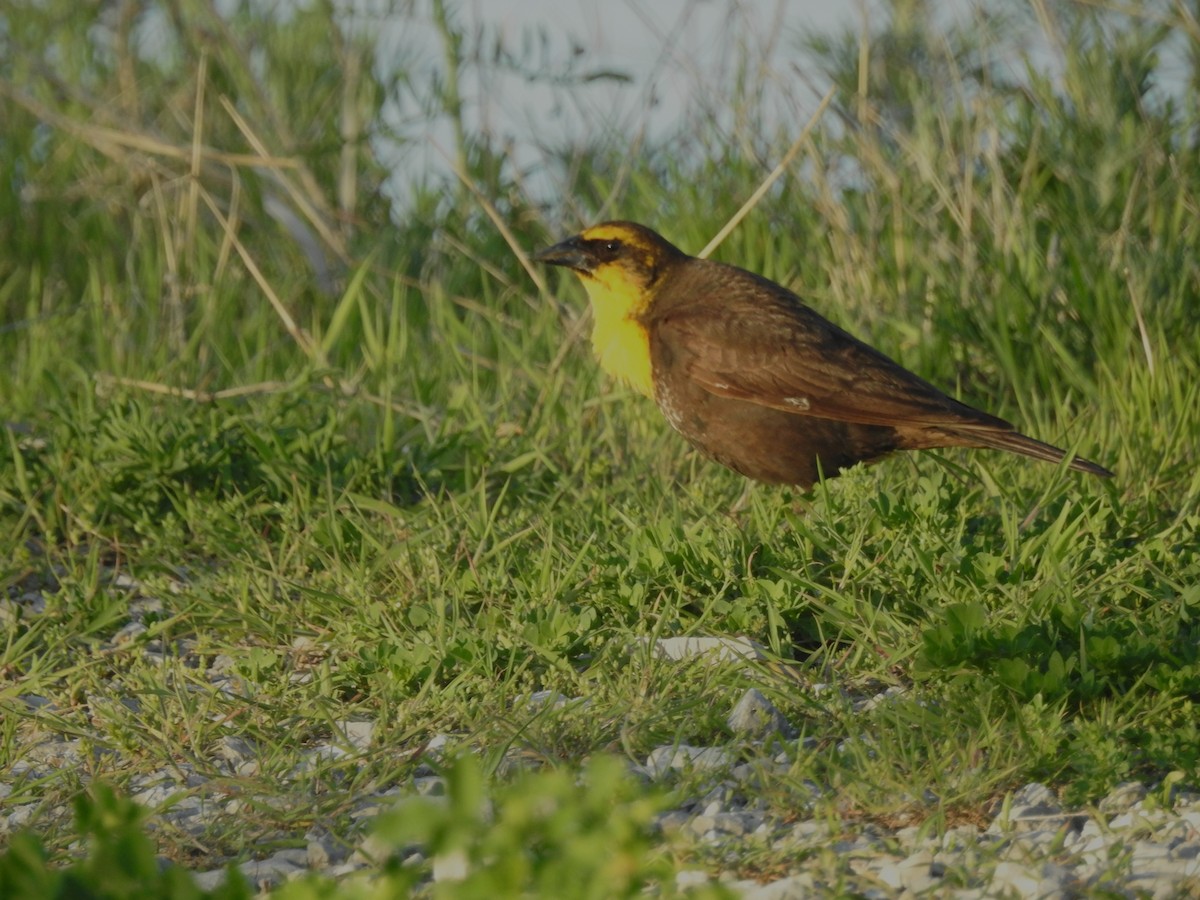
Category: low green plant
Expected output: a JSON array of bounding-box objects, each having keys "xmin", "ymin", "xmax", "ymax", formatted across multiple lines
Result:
[
  {"xmin": 0, "ymin": 785, "xmax": 250, "ymax": 899},
  {"xmin": 362, "ymin": 753, "xmax": 726, "ymax": 899}
]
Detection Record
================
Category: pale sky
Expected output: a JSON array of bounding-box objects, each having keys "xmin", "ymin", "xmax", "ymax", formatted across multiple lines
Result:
[
  {"xmin": 365, "ymin": 0, "xmax": 1188, "ymax": 211},
  {"xmin": 371, "ymin": 0, "xmax": 871, "ymax": 206}
]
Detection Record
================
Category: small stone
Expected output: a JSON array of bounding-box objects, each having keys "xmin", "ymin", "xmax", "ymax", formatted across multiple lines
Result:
[
  {"xmin": 337, "ymin": 720, "xmax": 374, "ymax": 752},
  {"xmin": 215, "ymin": 735, "xmax": 257, "ymax": 766},
  {"xmin": 1077, "ymin": 832, "xmax": 1112, "ymax": 863},
  {"xmin": 164, "ymin": 796, "xmax": 202, "ymax": 822},
  {"xmin": 1012, "ymin": 806, "xmax": 1067, "ymax": 832},
  {"xmin": 990, "ymin": 783, "xmax": 1067, "ymax": 834},
  {"xmin": 1013, "ymin": 783, "xmax": 1059, "ymax": 809},
  {"xmin": 16, "ymin": 592, "xmax": 46, "ymax": 615},
  {"xmin": 112, "ymin": 572, "xmax": 141, "ymax": 591},
  {"xmin": 990, "ymin": 861, "xmax": 1040, "ymax": 897},
  {"xmin": 712, "ymin": 812, "xmax": 754, "ymax": 836},
  {"xmin": 1130, "ymin": 840, "xmax": 1172, "ymax": 863},
  {"xmin": 113, "ymin": 622, "xmax": 148, "ymax": 645},
  {"xmin": 129, "ymin": 595, "xmax": 164, "ymax": 618},
  {"xmin": 1100, "ymin": 781, "xmax": 1149, "ymax": 814},
  {"xmin": 900, "ymin": 848, "xmax": 934, "ymax": 869},
  {"xmin": 856, "ymin": 685, "xmax": 907, "ymax": 712},
  {"xmin": 790, "ymin": 820, "xmax": 830, "ymax": 843},
  {"xmin": 874, "ymin": 861, "xmax": 905, "ymax": 889},
  {"xmin": 727, "ymin": 688, "xmax": 795, "ymax": 738},
  {"xmin": 425, "ymin": 734, "xmax": 452, "ymax": 754},
  {"xmin": 6, "ymin": 805, "xmax": 35, "ymax": 830},
  {"xmin": 307, "ymin": 840, "xmax": 331, "ymax": 868},
  {"xmin": 1173, "ymin": 842, "xmax": 1200, "ymax": 860},
  {"xmin": 291, "ymin": 635, "xmax": 320, "ymax": 654},
  {"xmin": 298, "ymin": 743, "xmax": 348, "ymax": 771},
  {"xmin": 522, "ymin": 690, "xmax": 583, "ymax": 709},
  {"xmin": 132, "ymin": 782, "xmax": 175, "ymax": 809},
  {"xmin": 731, "ymin": 763, "xmax": 757, "ymax": 783},
  {"xmin": 739, "ymin": 873, "xmax": 816, "ymax": 899},
  {"xmin": 675, "ymin": 870, "xmax": 710, "ymax": 889},
  {"xmin": 1013, "ymin": 828, "xmax": 1060, "ymax": 851},
  {"xmin": 350, "ymin": 803, "xmax": 385, "ymax": 821},
  {"xmin": 900, "ymin": 868, "xmax": 937, "ymax": 893},
  {"xmin": 352, "ymin": 833, "xmax": 394, "ymax": 865},
  {"xmin": 269, "ymin": 848, "xmax": 309, "ymax": 867},
  {"xmin": 688, "ymin": 747, "xmax": 734, "ymax": 770},
  {"xmin": 432, "ymin": 849, "xmax": 468, "ymax": 882},
  {"xmin": 644, "ymin": 747, "xmax": 676, "ymax": 778},
  {"xmin": 193, "ymin": 868, "xmax": 227, "ymax": 891},
  {"xmin": 687, "ymin": 815, "xmax": 715, "ymax": 837},
  {"xmin": 1037, "ymin": 861, "xmax": 1073, "ymax": 893},
  {"xmin": 1110, "ymin": 808, "xmax": 1166, "ymax": 830},
  {"xmin": 644, "ymin": 745, "xmax": 733, "ymax": 778},
  {"xmin": 414, "ymin": 776, "xmax": 446, "ymax": 796},
  {"xmin": 1125, "ymin": 868, "xmax": 1189, "ymax": 900},
  {"xmin": 648, "ymin": 636, "xmax": 766, "ymax": 664},
  {"xmin": 239, "ymin": 854, "xmax": 302, "ymax": 888},
  {"xmin": 656, "ymin": 810, "xmax": 690, "ymax": 835},
  {"xmin": 942, "ymin": 824, "xmax": 982, "ymax": 850}
]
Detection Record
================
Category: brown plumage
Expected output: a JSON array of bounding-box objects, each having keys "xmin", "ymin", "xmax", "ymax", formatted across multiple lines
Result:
[{"xmin": 534, "ymin": 221, "xmax": 1113, "ymax": 488}]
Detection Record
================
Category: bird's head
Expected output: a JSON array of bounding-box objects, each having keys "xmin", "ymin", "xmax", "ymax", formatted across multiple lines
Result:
[{"xmin": 533, "ymin": 221, "xmax": 686, "ymax": 316}]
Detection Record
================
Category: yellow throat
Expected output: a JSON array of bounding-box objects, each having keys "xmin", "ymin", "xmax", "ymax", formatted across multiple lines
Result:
[{"xmin": 579, "ymin": 269, "xmax": 654, "ymax": 398}]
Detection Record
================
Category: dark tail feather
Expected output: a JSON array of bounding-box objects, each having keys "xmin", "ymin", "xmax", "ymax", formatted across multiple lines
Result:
[{"xmin": 954, "ymin": 426, "xmax": 1114, "ymax": 479}]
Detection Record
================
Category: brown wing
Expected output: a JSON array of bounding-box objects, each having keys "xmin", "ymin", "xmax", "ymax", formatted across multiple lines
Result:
[{"xmin": 648, "ymin": 260, "xmax": 1012, "ymax": 431}]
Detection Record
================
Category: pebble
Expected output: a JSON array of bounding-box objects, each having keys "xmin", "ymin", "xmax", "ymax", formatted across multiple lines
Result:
[
  {"xmin": 648, "ymin": 635, "xmax": 767, "ymax": 663},
  {"xmin": 739, "ymin": 873, "xmax": 816, "ymax": 899},
  {"xmin": 989, "ymin": 860, "xmax": 1043, "ymax": 896},
  {"xmin": 675, "ymin": 869, "xmax": 710, "ymax": 889},
  {"xmin": 352, "ymin": 833, "xmax": 395, "ymax": 866},
  {"xmin": 644, "ymin": 744, "xmax": 734, "ymax": 777},
  {"xmin": 6, "ymin": 574, "xmax": 1200, "ymax": 898},
  {"xmin": 1102, "ymin": 781, "xmax": 1149, "ymax": 813},
  {"xmin": 337, "ymin": 720, "xmax": 374, "ymax": 752},
  {"xmin": 432, "ymin": 849, "xmax": 469, "ymax": 882},
  {"xmin": 521, "ymin": 690, "xmax": 576, "ymax": 709},
  {"xmin": 727, "ymin": 688, "xmax": 796, "ymax": 738},
  {"xmin": 215, "ymin": 735, "xmax": 257, "ymax": 768}
]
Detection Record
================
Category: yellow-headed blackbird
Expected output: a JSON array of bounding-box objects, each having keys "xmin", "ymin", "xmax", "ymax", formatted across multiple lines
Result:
[{"xmin": 533, "ymin": 221, "xmax": 1112, "ymax": 488}]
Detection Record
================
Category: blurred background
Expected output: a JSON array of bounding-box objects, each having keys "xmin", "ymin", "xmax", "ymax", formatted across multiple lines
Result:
[
  {"xmin": 2, "ymin": 0, "xmax": 1196, "ymax": 497},
  {"xmin": 4, "ymin": 5, "xmax": 1200, "ymax": 877}
]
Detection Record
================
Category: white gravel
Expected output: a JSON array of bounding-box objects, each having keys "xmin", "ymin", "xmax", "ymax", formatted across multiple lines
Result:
[
  {"xmin": 8, "ymin": 698, "xmax": 1200, "ymax": 897},
  {"xmin": 5, "ymin": 577, "xmax": 1200, "ymax": 898}
]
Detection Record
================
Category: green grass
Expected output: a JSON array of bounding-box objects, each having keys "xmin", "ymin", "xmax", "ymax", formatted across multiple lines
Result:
[{"xmin": 2, "ymin": 1, "xmax": 1200, "ymax": 896}]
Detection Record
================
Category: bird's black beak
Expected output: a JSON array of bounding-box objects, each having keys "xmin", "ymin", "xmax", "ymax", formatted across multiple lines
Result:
[{"xmin": 532, "ymin": 235, "xmax": 594, "ymax": 274}]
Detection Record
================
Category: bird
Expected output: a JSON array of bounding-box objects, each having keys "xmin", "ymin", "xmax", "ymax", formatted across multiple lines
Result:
[{"xmin": 532, "ymin": 221, "xmax": 1112, "ymax": 489}]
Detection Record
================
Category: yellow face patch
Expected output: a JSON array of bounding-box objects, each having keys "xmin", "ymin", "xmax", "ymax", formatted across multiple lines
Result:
[
  {"xmin": 568, "ymin": 224, "xmax": 660, "ymax": 398},
  {"xmin": 580, "ymin": 273, "xmax": 654, "ymax": 398}
]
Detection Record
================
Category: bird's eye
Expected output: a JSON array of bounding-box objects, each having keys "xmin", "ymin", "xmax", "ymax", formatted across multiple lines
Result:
[{"xmin": 603, "ymin": 240, "xmax": 621, "ymax": 255}]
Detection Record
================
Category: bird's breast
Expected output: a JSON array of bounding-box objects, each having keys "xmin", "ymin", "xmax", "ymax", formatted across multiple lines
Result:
[{"xmin": 588, "ymin": 303, "xmax": 654, "ymax": 398}]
